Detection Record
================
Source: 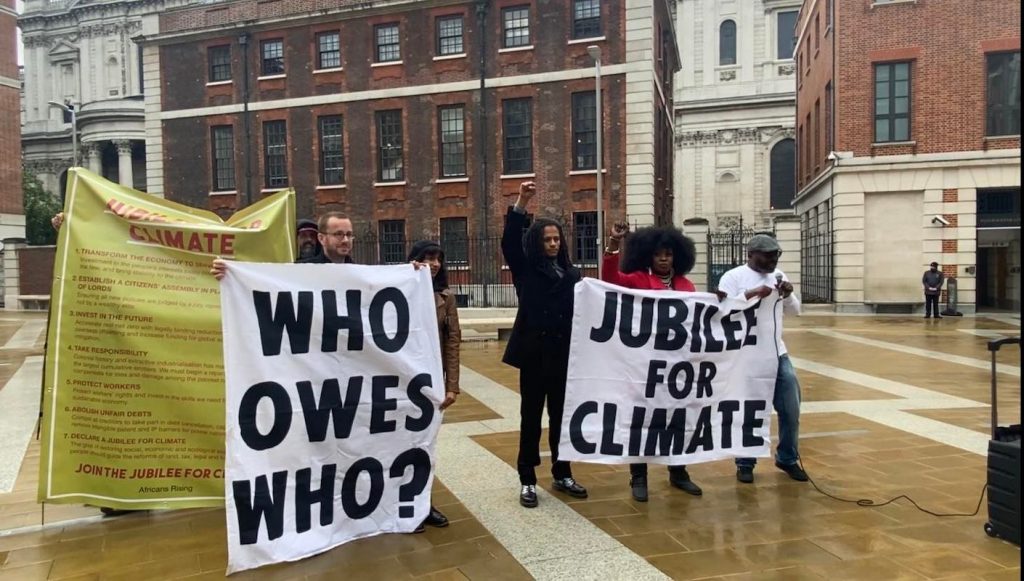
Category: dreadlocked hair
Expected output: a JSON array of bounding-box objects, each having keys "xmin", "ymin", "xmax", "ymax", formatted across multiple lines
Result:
[
  {"xmin": 620, "ymin": 226, "xmax": 697, "ymax": 275},
  {"xmin": 522, "ymin": 217, "xmax": 575, "ymax": 271}
]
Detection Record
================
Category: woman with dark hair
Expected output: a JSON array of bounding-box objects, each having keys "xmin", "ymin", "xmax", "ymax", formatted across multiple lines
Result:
[
  {"xmin": 502, "ymin": 181, "xmax": 588, "ymax": 508},
  {"xmin": 602, "ymin": 221, "xmax": 703, "ymax": 502},
  {"xmin": 406, "ymin": 239, "xmax": 461, "ymax": 532}
]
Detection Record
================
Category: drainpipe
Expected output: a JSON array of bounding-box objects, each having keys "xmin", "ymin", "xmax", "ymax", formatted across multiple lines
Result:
[
  {"xmin": 239, "ymin": 31, "xmax": 253, "ymax": 207},
  {"xmin": 475, "ymin": 0, "xmax": 490, "ymax": 304}
]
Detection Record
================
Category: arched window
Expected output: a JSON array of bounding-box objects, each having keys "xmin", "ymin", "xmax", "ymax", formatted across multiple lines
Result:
[
  {"xmin": 770, "ymin": 139, "xmax": 796, "ymax": 210},
  {"xmin": 719, "ymin": 20, "xmax": 737, "ymax": 66}
]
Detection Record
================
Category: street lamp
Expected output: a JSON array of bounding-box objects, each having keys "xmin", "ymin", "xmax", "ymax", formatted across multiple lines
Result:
[
  {"xmin": 587, "ymin": 45, "xmax": 604, "ymax": 279},
  {"xmin": 48, "ymin": 100, "xmax": 78, "ymax": 168}
]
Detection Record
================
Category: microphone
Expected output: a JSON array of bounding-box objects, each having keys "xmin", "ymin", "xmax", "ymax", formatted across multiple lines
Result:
[{"xmin": 775, "ymin": 272, "xmax": 783, "ymax": 293}]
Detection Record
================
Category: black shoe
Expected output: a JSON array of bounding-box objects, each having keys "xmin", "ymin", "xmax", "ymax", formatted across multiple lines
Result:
[
  {"xmin": 630, "ymin": 476, "xmax": 649, "ymax": 502},
  {"xmin": 99, "ymin": 507, "xmax": 138, "ymax": 517},
  {"xmin": 737, "ymin": 466, "xmax": 755, "ymax": 483},
  {"xmin": 552, "ymin": 477, "xmax": 588, "ymax": 499},
  {"xmin": 520, "ymin": 484, "xmax": 538, "ymax": 508},
  {"xmin": 924, "ymin": 315, "xmax": 931, "ymax": 319},
  {"xmin": 775, "ymin": 461, "xmax": 809, "ymax": 482},
  {"xmin": 669, "ymin": 469, "xmax": 703, "ymax": 496},
  {"xmin": 424, "ymin": 506, "xmax": 449, "ymax": 528},
  {"xmin": 934, "ymin": 315, "xmax": 942, "ymax": 319},
  {"xmin": 412, "ymin": 521, "xmax": 426, "ymax": 533}
]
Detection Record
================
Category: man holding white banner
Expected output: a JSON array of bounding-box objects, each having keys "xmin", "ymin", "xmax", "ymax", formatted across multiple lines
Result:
[
  {"xmin": 218, "ymin": 262, "xmax": 444, "ymax": 573},
  {"xmin": 717, "ymin": 234, "xmax": 808, "ymax": 484},
  {"xmin": 558, "ymin": 278, "xmax": 780, "ymax": 473}
]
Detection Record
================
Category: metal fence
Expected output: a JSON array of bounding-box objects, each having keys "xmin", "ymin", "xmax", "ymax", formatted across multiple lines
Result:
[
  {"xmin": 800, "ymin": 226, "xmax": 834, "ymax": 303},
  {"xmin": 350, "ymin": 229, "xmax": 600, "ymax": 308}
]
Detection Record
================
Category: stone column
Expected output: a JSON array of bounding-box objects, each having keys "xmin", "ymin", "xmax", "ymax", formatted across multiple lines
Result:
[
  {"xmin": 114, "ymin": 140, "xmax": 134, "ymax": 187},
  {"xmin": 3, "ymin": 238, "xmax": 26, "ymax": 310},
  {"xmin": 82, "ymin": 142, "xmax": 101, "ymax": 174},
  {"xmin": 774, "ymin": 214, "xmax": 802, "ymax": 296},
  {"xmin": 683, "ymin": 218, "xmax": 710, "ymax": 291}
]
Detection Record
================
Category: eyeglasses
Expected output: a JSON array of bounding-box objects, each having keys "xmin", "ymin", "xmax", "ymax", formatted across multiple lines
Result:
[{"xmin": 324, "ymin": 231, "xmax": 355, "ymax": 240}]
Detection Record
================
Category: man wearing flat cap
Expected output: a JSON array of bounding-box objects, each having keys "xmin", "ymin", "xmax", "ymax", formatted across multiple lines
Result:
[
  {"xmin": 922, "ymin": 262, "xmax": 944, "ymax": 319},
  {"xmin": 716, "ymin": 233, "xmax": 807, "ymax": 485}
]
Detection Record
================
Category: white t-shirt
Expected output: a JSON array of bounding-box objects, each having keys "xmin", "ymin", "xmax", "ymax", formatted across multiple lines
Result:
[{"xmin": 717, "ymin": 265, "xmax": 801, "ymax": 356}]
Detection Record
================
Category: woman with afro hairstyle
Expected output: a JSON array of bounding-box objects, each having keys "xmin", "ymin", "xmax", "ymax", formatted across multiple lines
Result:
[
  {"xmin": 602, "ymin": 221, "xmax": 703, "ymax": 502},
  {"xmin": 501, "ymin": 181, "xmax": 588, "ymax": 509}
]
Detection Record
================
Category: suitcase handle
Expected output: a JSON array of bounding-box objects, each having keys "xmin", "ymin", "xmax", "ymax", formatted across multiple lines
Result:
[{"xmin": 988, "ymin": 337, "xmax": 1021, "ymax": 352}]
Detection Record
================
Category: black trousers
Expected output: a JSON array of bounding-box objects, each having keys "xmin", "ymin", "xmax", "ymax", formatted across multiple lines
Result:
[
  {"xmin": 630, "ymin": 464, "xmax": 687, "ymax": 478},
  {"xmin": 517, "ymin": 359, "xmax": 573, "ymax": 485},
  {"xmin": 925, "ymin": 293, "xmax": 940, "ymax": 317}
]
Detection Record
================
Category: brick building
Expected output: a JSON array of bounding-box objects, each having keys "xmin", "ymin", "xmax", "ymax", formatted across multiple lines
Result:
[
  {"xmin": 0, "ymin": 0, "xmax": 23, "ymax": 242},
  {"xmin": 140, "ymin": 0, "xmax": 679, "ymax": 278},
  {"xmin": 795, "ymin": 0, "xmax": 1020, "ymax": 313}
]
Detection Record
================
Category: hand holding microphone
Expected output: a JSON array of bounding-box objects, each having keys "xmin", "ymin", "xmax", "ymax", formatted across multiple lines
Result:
[{"xmin": 775, "ymin": 272, "xmax": 794, "ymax": 298}]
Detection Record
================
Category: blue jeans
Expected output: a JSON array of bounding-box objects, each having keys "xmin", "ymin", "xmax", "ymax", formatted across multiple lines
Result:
[{"xmin": 737, "ymin": 354, "xmax": 801, "ymax": 469}]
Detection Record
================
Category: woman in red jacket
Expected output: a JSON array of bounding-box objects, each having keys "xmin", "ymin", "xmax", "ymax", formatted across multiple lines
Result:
[{"xmin": 602, "ymin": 222, "xmax": 703, "ymax": 502}]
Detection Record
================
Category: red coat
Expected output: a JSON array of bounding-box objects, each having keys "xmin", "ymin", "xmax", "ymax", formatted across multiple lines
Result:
[{"xmin": 601, "ymin": 252, "xmax": 696, "ymax": 291}]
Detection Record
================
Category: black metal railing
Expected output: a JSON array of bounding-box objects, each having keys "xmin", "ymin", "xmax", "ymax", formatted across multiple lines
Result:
[{"xmin": 800, "ymin": 227, "xmax": 834, "ymax": 303}]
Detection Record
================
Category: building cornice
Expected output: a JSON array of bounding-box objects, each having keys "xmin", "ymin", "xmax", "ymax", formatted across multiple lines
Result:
[
  {"xmin": 675, "ymin": 126, "xmax": 795, "ymax": 148},
  {"xmin": 675, "ymin": 93, "xmax": 796, "ymax": 112}
]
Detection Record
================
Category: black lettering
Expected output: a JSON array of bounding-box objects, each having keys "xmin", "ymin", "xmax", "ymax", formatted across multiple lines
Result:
[
  {"xmin": 667, "ymin": 361, "xmax": 695, "ymax": 399},
  {"xmin": 689, "ymin": 303, "xmax": 705, "ymax": 352},
  {"xmin": 654, "ymin": 299, "xmax": 689, "ymax": 350},
  {"xmin": 239, "ymin": 382, "xmax": 292, "ymax": 451},
  {"xmin": 599, "ymin": 403, "xmax": 624, "ymax": 455},
  {"xmin": 619, "ymin": 295, "xmax": 655, "ymax": 348},
  {"xmin": 370, "ymin": 376, "xmax": 399, "ymax": 434},
  {"xmin": 645, "ymin": 360, "xmax": 667, "ymax": 398},
  {"xmin": 295, "ymin": 464, "xmax": 336, "ymax": 533},
  {"xmin": 743, "ymin": 303, "xmax": 759, "ymax": 346},
  {"xmin": 722, "ymin": 310, "xmax": 744, "ymax": 351},
  {"xmin": 628, "ymin": 406, "xmax": 646, "ymax": 456},
  {"xmin": 742, "ymin": 400, "xmax": 767, "ymax": 447},
  {"xmin": 340, "ymin": 458, "xmax": 384, "ymax": 519},
  {"xmin": 321, "ymin": 290, "xmax": 363, "ymax": 352},
  {"xmin": 590, "ymin": 292, "xmax": 619, "ymax": 343},
  {"xmin": 696, "ymin": 362, "xmax": 717, "ymax": 398},
  {"xmin": 296, "ymin": 377, "xmax": 362, "ymax": 442},
  {"xmin": 369, "ymin": 288, "xmax": 410, "ymax": 353},
  {"xmin": 701, "ymin": 304, "xmax": 725, "ymax": 353},
  {"xmin": 684, "ymin": 406, "xmax": 714, "ymax": 453},
  {"xmin": 718, "ymin": 400, "xmax": 740, "ymax": 449},
  {"xmin": 569, "ymin": 401, "xmax": 598, "ymax": 454},
  {"xmin": 253, "ymin": 291, "xmax": 313, "ymax": 356},
  {"xmin": 405, "ymin": 374, "xmax": 435, "ymax": 432},
  {"xmin": 644, "ymin": 408, "xmax": 687, "ymax": 456},
  {"xmin": 232, "ymin": 471, "xmax": 287, "ymax": 545}
]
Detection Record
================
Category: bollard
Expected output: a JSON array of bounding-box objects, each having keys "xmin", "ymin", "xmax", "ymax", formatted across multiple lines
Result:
[{"xmin": 942, "ymin": 277, "xmax": 963, "ymax": 316}]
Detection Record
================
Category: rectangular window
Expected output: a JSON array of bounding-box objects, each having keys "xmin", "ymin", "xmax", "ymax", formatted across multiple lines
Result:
[
  {"xmin": 814, "ymin": 14, "xmax": 820, "ymax": 51},
  {"xmin": 376, "ymin": 110, "xmax": 404, "ymax": 182},
  {"xmin": 502, "ymin": 6, "xmax": 530, "ymax": 48},
  {"xmin": 826, "ymin": 0, "xmax": 832, "ymax": 27},
  {"xmin": 436, "ymin": 15, "xmax": 464, "ymax": 56},
  {"xmin": 317, "ymin": 32, "xmax": 341, "ymax": 70},
  {"xmin": 208, "ymin": 45, "xmax": 231, "ymax": 82},
  {"xmin": 825, "ymin": 82, "xmax": 833, "ymax": 151},
  {"xmin": 438, "ymin": 106, "xmax": 466, "ymax": 177},
  {"xmin": 776, "ymin": 11, "xmax": 797, "ymax": 60},
  {"xmin": 572, "ymin": 0, "xmax": 601, "ymax": 40},
  {"xmin": 573, "ymin": 211, "xmax": 598, "ymax": 264},
  {"xmin": 263, "ymin": 120, "xmax": 288, "ymax": 188},
  {"xmin": 814, "ymin": 99, "xmax": 821, "ymax": 171},
  {"xmin": 874, "ymin": 61, "xmax": 911, "ymax": 142},
  {"xmin": 260, "ymin": 39, "xmax": 284, "ymax": 76},
  {"xmin": 572, "ymin": 92, "xmax": 597, "ymax": 170},
  {"xmin": 379, "ymin": 220, "xmax": 406, "ymax": 264},
  {"xmin": 502, "ymin": 98, "xmax": 533, "ymax": 174},
  {"xmin": 986, "ymin": 52, "xmax": 1021, "ymax": 137},
  {"xmin": 318, "ymin": 116, "xmax": 344, "ymax": 186},
  {"xmin": 440, "ymin": 217, "xmax": 469, "ymax": 265},
  {"xmin": 375, "ymin": 23, "xmax": 401, "ymax": 63},
  {"xmin": 211, "ymin": 126, "xmax": 234, "ymax": 191}
]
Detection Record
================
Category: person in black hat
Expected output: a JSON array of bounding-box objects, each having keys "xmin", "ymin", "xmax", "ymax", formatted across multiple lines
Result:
[
  {"xmin": 296, "ymin": 218, "xmax": 322, "ymax": 261},
  {"xmin": 922, "ymin": 262, "xmax": 944, "ymax": 319},
  {"xmin": 406, "ymin": 240, "xmax": 461, "ymax": 533},
  {"xmin": 716, "ymin": 233, "xmax": 808, "ymax": 485}
]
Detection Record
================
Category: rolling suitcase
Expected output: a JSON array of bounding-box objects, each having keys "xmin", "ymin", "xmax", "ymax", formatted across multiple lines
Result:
[{"xmin": 983, "ymin": 336, "xmax": 1021, "ymax": 546}]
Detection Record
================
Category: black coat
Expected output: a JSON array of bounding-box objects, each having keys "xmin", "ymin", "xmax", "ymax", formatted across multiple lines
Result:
[
  {"xmin": 295, "ymin": 253, "xmax": 354, "ymax": 264},
  {"xmin": 501, "ymin": 208, "xmax": 580, "ymax": 369}
]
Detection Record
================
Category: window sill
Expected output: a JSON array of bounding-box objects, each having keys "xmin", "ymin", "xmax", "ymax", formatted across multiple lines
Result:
[
  {"xmin": 871, "ymin": 141, "xmax": 917, "ymax": 147},
  {"xmin": 257, "ymin": 74, "xmax": 286, "ymax": 81},
  {"xmin": 568, "ymin": 36, "xmax": 606, "ymax": 45},
  {"xmin": 205, "ymin": 80, "xmax": 233, "ymax": 87},
  {"xmin": 261, "ymin": 188, "xmax": 286, "ymax": 193},
  {"xmin": 871, "ymin": 0, "xmax": 917, "ymax": 7},
  {"xmin": 317, "ymin": 184, "xmax": 347, "ymax": 190},
  {"xmin": 371, "ymin": 60, "xmax": 403, "ymax": 68},
  {"xmin": 208, "ymin": 190, "xmax": 237, "ymax": 196},
  {"xmin": 984, "ymin": 134, "xmax": 1020, "ymax": 141},
  {"xmin": 499, "ymin": 45, "xmax": 534, "ymax": 54},
  {"xmin": 374, "ymin": 181, "xmax": 407, "ymax": 187},
  {"xmin": 568, "ymin": 169, "xmax": 608, "ymax": 176},
  {"xmin": 436, "ymin": 177, "xmax": 469, "ymax": 183},
  {"xmin": 500, "ymin": 173, "xmax": 536, "ymax": 179},
  {"xmin": 313, "ymin": 67, "xmax": 344, "ymax": 74},
  {"xmin": 433, "ymin": 53, "xmax": 467, "ymax": 61},
  {"xmin": 715, "ymin": 64, "xmax": 740, "ymax": 71}
]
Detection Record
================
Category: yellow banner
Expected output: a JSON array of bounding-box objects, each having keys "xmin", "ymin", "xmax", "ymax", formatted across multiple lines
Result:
[{"xmin": 39, "ymin": 168, "xmax": 295, "ymax": 509}]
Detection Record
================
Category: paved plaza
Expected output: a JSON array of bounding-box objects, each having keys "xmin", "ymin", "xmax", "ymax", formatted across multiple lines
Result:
[{"xmin": 0, "ymin": 311, "xmax": 1020, "ymax": 580}]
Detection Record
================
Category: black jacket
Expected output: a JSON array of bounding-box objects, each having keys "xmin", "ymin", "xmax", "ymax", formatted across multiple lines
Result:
[
  {"xmin": 501, "ymin": 208, "xmax": 580, "ymax": 369},
  {"xmin": 296, "ymin": 253, "xmax": 354, "ymax": 264}
]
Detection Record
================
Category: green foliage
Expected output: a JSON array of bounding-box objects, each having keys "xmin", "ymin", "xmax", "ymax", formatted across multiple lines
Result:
[{"xmin": 23, "ymin": 170, "xmax": 61, "ymax": 246}]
